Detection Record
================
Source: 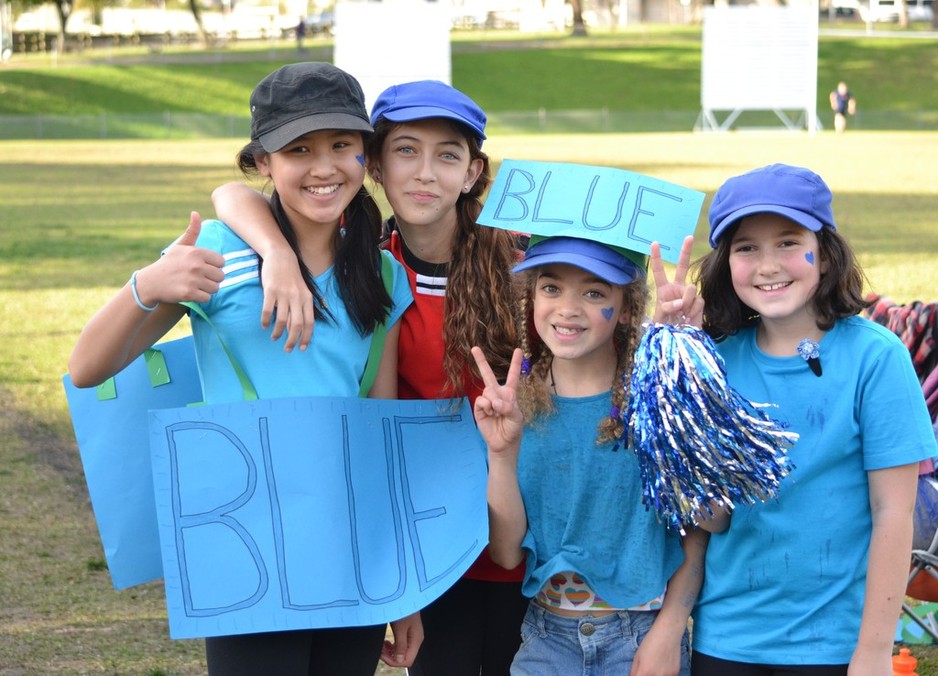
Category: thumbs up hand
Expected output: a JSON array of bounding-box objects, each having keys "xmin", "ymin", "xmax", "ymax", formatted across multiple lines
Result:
[{"xmin": 133, "ymin": 212, "xmax": 226, "ymax": 307}]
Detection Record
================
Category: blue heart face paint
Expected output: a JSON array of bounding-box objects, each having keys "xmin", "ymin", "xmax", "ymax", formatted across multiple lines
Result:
[
  {"xmin": 805, "ymin": 251, "xmax": 815, "ymax": 265},
  {"xmin": 356, "ymin": 154, "xmax": 365, "ymax": 167},
  {"xmin": 601, "ymin": 307, "xmax": 615, "ymax": 321}
]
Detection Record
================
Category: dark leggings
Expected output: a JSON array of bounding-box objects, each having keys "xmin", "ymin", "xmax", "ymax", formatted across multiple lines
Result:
[
  {"xmin": 692, "ymin": 651, "xmax": 848, "ymax": 676},
  {"xmin": 205, "ymin": 625, "xmax": 386, "ymax": 676},
  {"xmin": 407, "ymin": 577, "xmax": 529, "ymax": 676}
]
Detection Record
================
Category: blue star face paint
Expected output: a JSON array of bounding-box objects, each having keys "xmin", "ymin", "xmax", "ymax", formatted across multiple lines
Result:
[
  {"xmin": 805, "ymin": 251, "xmax": 815, "ymax": 265},
  {"xmin": 356, "ymin": 154, "xmax": 365, "ymax": 167},
  {"xmin": 601, "ymin": 307, "xmax": 614, "ymax": 321}
]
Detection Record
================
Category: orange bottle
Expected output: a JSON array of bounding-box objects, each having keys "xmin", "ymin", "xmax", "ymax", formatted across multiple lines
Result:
[{"xmin": 893, "ymin": 647, "xmax": 918, "ymax": 676}]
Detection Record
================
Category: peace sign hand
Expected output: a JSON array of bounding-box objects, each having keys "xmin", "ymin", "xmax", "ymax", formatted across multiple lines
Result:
[
  {"xmin": 650, "ymin": 235, "xmax": 703, "ymax": 327},
  {"xmin": 470, "ymin": 347, "xmax": 525, "ymax": 457}
]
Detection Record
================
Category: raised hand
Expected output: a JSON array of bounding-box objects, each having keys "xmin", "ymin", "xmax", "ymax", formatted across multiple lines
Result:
[
  {"xmin": 650, "ymin": 235, "xmax": 703, "ymax": 327},
  {"xmin": 470, "ymin": 347, "xmax": 524, "ymax": 456},
  {"xmin": 135, "ymin": 211, "xmax": 226, "ymax": 306}
]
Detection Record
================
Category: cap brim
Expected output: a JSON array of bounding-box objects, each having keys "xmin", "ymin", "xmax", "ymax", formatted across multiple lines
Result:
[
  {"xmin": 378, "ymin": 105, "xmax": 487, "ymax": 141},
  {"xmin": 710, "ymin": 204, "xmax": 825, "ymax": 247},
  {"xmin": 258, "ymin": 113, "xmax": 373, "ymax": 152},
  {"xmin": 513, "ymin": 251, "xmax": 642, "ymax": 285}
]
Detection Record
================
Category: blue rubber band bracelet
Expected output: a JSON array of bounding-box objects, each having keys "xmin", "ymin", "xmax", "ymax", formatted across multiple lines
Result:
[{"xmin": 130, "ymin": 270, "xmax": 158, "ymax": 312}]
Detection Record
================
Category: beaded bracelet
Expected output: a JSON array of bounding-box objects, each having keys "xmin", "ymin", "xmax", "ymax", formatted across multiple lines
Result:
[{"xmin": 130, "ymin": 270, "xmax": 159, "ymax": 312}]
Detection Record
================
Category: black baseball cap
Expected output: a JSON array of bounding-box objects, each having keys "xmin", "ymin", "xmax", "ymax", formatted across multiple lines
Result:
[{"xmin": 250, "ymin": 62, "xmax": 373, "ymax": 153}]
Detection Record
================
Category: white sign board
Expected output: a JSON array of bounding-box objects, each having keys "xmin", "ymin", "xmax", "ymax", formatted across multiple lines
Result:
[
  {"xmin": 334, "ymin": 0, "xmax": 452, "ymax": 113},
  {"xmin": 699, "ymin": 6, "xmax": 818, "ymax": 132}
]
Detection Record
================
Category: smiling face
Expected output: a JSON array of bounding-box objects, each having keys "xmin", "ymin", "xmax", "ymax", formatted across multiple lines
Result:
[
  {"xmin": 729, "ymin": 213, "xmax": 826, "ymax": 336},
  {"xmin": 373, "ymin": 118, "xmax": 483, "ymax": 235},
  {"xmin": 255, "ymin": 128, "xmax": 366, "ymax": 232},
  {"xmin": 531, "ymin": 263, "xmax": 629, "ymax": 367}
]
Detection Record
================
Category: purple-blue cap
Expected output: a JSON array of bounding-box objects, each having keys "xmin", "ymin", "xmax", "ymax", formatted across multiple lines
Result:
[
  {"xmin": 708, "ymin": 163, "xmax": 836, "ymax": 248},
  {"xmin": 370, "ymin": 80, "xmax": 487, "ymax": 146},
  {"xmin": 513, "ymin": 236, "xmax": 647, "ymax": 285}
]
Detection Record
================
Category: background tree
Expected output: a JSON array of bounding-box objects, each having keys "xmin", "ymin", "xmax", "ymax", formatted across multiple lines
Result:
[
  {"xmin": 568, "ymin": 0, "xmax": 587, "ymax": 34},
  {"xmin": 187, "ymin": 0, "xmax": 207, "ymax": 45},
  {"xmin": 12, "ymin": 0, "xmax": 72, "ymax": 47}
]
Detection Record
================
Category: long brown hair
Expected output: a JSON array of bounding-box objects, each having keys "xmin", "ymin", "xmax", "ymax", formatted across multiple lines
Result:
[
  {"xmin": 515, "ymin": 271, "xmax": 649, "ymax": 445},
  {"xmin": 368, "ymin": 119, "xmax": 519, "ymax": 395}
]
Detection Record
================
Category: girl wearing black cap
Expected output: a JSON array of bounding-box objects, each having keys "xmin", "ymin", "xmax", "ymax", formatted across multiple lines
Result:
[
  {"xmin": 68, "ymin": 62, "xmax": 417, "ymax": 676},
  {"xmin": 212, "ymin": 80, "xmax": 527, "ymax": 676}
]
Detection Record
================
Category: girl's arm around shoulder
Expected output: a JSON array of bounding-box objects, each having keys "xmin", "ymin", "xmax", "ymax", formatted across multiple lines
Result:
[
  {"xmin": 849, "ymin": 462, "xmax": 918, "ymax": 675},
  {"xmin": 471, "ymin": 347, "xmax": 527, "ymax": 570},
  {"xmin": 631, "ymin": 527, "xmax": 710, "ymax": 676},
  {"xmin": 212, "ymin": 182, "xmax": 314, "ymax": 352},
  {"xmin": 68, "ymin": 213, "xmax": 225, "ymax": 387}
]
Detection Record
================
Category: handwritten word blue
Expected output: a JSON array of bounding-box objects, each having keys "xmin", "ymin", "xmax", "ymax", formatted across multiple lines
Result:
[{"xmin": 478, "ymin": 159, "xmax": 704, "ymax": 263}]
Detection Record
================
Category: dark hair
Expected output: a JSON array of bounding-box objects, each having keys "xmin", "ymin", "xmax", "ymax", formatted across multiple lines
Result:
[
  {"xmin": 516, "ymin": 270, "xmax": 648, "ymax": 445},
  {"xmin": 236, "ymin": 138, "xmax": 391, "ymax": 335},
  {"xmin": 694, "ymin": 221, "xmax": 869, "ymax": 339},
  {"xmin": 367, "ymin": 118, "xmax": 519, "ymax": 395}
]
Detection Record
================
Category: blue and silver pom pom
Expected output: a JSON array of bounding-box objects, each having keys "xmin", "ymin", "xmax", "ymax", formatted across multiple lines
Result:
[{"xmin": 623, "ymin": 323, "xmax": 797, "ymax": 533}]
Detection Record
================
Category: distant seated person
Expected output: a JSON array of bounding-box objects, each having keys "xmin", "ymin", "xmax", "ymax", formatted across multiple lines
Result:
[{"xmin": 829, "ymin": 81, "xmax": 856, "ymax": 134}]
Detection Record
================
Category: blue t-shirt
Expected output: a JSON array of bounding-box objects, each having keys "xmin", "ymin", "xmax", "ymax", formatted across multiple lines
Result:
[
  {"xmin": 518, "ymin": 391, "xmax": 685, "ymax": 609},
  {"xmin": 187, "ymin": 219, "xmax": 412, "ymax": 403},
  {"xmin": 693, "ymin": 316, "xmax": 938, "ymax": 664}
]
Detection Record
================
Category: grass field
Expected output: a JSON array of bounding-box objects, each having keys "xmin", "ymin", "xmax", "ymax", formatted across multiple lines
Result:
[
  {"xmin": 2, "ymin": 28, "xmax": 938, "ymax": 675},
  {"xmin": 3, "ymin": 27, "xmax": 938, "ymax": 125},
  {"xmin": 2, "ymin": 130, "xmax": 937, "ymax": 674}
]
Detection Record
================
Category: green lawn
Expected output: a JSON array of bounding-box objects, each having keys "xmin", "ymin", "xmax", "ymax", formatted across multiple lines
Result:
[
  {"xmin": 2, "ymin": 130, "xmax": 937, "ymax": 673},
  {"xmin": 1, "ymin": 30, "xmax": 938, "ymax": 674},
  {"xmin": 3, "ymin": 27, "xmax": 938, "ymax": 119}
]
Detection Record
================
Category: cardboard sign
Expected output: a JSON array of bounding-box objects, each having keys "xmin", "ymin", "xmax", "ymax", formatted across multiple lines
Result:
[
  {"xmin": 63, "ymin": 337, "xmax": 203, "ymax": 589},
  {"xmin": 150, "ymin": 396, "xmax": 487, "ymax": 639},
  {"xmin": 477, "ymin": 159, "xmax": 704, "ymax": 263},
  {"xmin": 64, "ymin": 337, "xmax": 489, "ymax": 638}
]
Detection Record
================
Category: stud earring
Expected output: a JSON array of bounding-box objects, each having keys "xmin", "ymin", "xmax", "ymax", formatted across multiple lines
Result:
[{"xmin": 463, "ymin": 184, "xmax": 470, "ymax": 192}]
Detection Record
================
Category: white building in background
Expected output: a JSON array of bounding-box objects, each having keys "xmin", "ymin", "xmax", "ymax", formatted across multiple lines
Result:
[{"xmin": 12, "ymin": 0, "xmax": 701, "ymax": 38}]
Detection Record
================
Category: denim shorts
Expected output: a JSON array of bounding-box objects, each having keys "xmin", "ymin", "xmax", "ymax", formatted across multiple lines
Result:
[{"xmin": 511, "ymin": 600, "xmax": 690, "ymax": 676}]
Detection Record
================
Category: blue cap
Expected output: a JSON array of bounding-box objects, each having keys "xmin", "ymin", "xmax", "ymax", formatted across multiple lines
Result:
[
  {"xmin": 513, "ymin": 236, "xmax": 647, "ymax": 285},
  {"xmin": 370, "ymin": 80, "xmax": 487, "ymax": 146},
  {"xmin": 708, "ymin": 163, "xmax": 836, "ymax": 248}
]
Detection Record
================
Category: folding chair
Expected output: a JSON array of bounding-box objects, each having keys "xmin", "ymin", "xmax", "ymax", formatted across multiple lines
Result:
[{"xmin": 903, "ymin": 481, "xmax": 938, "ymax": 643}]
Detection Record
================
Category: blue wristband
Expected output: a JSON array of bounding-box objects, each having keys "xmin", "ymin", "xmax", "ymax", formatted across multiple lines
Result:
[{"xmin": 130, "ymin": 270, "xmax": 158, "ymax": 312}]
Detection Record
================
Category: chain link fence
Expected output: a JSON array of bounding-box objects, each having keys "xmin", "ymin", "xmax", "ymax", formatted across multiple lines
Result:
[{"xmin": 2, "ymin": 108, "xmax": 936, "ymax": 140}]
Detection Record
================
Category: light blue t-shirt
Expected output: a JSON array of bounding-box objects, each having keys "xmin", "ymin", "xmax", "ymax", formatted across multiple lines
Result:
[
  {"xmin": 187, "ymin": 219, "xmax": 412, "ymax": 403},
  {"xmin": 693, "ymin": 316, "xmax": 938, "ymax": 664},
  {"xmin": 518, "ymin": 391, "xmax": 685, "ymax": 609}
]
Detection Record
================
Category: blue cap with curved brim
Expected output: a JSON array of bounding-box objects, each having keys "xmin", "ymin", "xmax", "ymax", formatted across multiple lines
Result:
[
  {"xmin": 708, "ymin": 163, "xmax": 836, "ymax": 248},
  {"xmin": 513, "ymin": 235, "xmax": 647, "ymax": 285},
  {"xmin": 370, "ymin": 80, "xmax": 487, "ymax": 146}
]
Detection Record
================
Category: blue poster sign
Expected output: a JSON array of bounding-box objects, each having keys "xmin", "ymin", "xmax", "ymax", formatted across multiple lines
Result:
[{"xmin": 478, "ymin": 159, "xmax": 704, "ymax": 263}]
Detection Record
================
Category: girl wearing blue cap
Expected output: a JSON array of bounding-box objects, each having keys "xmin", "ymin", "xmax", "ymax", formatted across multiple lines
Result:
[
  {"xmin": 470, "ymin": 235, "xmax": 713, "ymax": 676},
  {"xmin": 689, "ymin": 164, "xmax": 937, "ymax": 674},
  {"xmin": 68, "ymin": 62, "xmax": 416, "ymax": 675},
  {"xmin": 210, "ymin": 80, "xmax": 527, "ymax": 674}
]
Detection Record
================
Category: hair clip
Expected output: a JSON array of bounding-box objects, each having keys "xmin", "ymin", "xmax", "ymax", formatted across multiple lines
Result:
[
  {"xmin": 520, "ymin": 356, "xmax": 532, "ymax": 378},
  {"xmin": 796, "ymin": 338, "xmax": 822, "ymax": 377}
]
